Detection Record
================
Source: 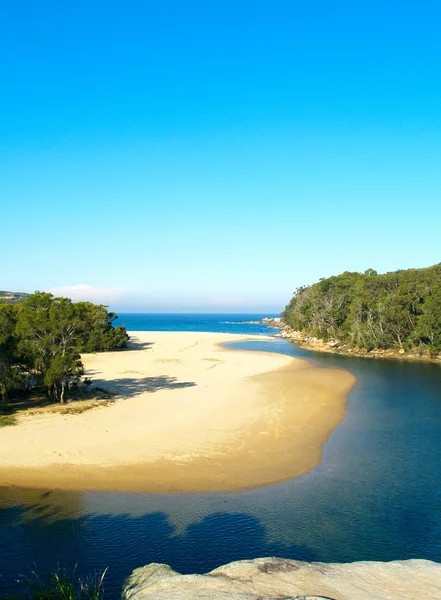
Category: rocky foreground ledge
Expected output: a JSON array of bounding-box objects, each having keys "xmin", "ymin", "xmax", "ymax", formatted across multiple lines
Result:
[{"xmin": 122, "ymin": 557, "xmax": 441, "ymax": 600}]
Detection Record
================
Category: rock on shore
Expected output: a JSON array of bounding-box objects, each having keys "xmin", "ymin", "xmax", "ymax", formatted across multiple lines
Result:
[
  {"xmin": 122, "ymin": 556, "xmax": 441, "ymax": 600},
  {"xmin": 262, "ymin": 317, "xmax": 441, "ymax": 362}
]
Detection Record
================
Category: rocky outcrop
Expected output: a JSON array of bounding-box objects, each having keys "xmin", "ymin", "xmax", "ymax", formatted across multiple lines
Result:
[
  {"xmin": 122, "ymin": 556, "xmax": 441, "ymax": 600},
  {"xmin": 262, "ymin": 317, "xmax": 282, "ymax": 326}
]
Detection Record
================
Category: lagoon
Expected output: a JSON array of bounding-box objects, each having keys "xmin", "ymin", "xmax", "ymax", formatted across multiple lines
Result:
[{"xmin": 1, "ymin": 315, "xmax": 440, "ymax": 597}]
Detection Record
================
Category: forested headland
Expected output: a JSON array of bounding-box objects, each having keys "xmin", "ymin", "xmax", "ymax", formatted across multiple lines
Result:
[
  {"xmin": 282, "ymin": 263, "xmax": 441, "ymax": 357},
  {"xmin": 0, "ymin": 292, "xmax": 128, "ymax": 405}
]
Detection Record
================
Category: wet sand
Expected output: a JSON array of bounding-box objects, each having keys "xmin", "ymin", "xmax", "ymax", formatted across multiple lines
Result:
[{"xmin": 0, "ymin": 332, "xmax": 355, "ymax": 492}]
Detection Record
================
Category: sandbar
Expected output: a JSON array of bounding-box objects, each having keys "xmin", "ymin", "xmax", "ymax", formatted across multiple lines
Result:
[{"xmin": 0, "ymin": 332, "xmax": 355, "ymax": 492}]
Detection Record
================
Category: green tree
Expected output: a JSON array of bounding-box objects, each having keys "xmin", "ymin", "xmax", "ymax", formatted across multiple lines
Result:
[
  {"xmin": 13, "ymin": 292, "xmax": 128, "ymax": 402},
  {"xmin": 15, "ymin": 292, "xmax": 59, "ymax": 389},
  {"xmin": 0, "ymin": 304, "xmax": 19, "ymax": 404},
  {"xmin": 282, "ymin": 263, "xmax": 441, "ymax": 356},
  {"xmin": 415, "ymin": 291, "xmax": 441, "ymax": 354},
  {"xmin": 74, "ymin": 302, "xmax": 128, "ymax": 352},
  {"xmin": 44, "ymin": 352, "xmax": 83, "ymax": 403}
]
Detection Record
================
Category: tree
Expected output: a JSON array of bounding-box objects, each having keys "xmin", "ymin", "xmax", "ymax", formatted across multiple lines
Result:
[
  {"xmin": 415, "ymin": 291, "xmax": 441, "ymax": 354},
  {"xmin": 282, "ymin": 263, "xmax": 441, "ymax": 355},
  {"xmin": 15, "ymin": 292, "xmax": 56, "ymax": 386},
  {"xmin": 11, "ymin": 292, "xmax": 128, "ymax": 402},
  {"xmin": 0, "ymin": 304, "xmax": 19, "ymax": 404},
  {"xmin": 74, "ymin": 302, "xmax": 128, "ymax": 352},
  {"xmin": 44, "ymin": 353, "xmax": 83, "ymax": 403}
]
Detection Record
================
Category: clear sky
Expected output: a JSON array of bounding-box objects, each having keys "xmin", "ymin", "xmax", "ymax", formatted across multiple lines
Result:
[{"xmin": 1, "ymin": 1, "xmax": 440, "ymax": 312}]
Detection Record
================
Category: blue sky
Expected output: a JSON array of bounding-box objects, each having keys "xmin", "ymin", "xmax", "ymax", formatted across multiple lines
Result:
[{"xmin": 2, "ymin": 1, "xmax": 440, "ymax": 312}]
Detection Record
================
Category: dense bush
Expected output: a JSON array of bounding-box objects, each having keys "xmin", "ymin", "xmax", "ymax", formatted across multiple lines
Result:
[
  {"xmin": 0, "ymin": 292, "xmax": 128, "ymax": 404},
  {"xmin": 282, "ymin": 263, "xmax": 441, "ymax": 355}
]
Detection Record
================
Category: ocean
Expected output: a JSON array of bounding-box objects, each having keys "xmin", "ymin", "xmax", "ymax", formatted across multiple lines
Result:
[{"xmin": 115, "ymin": 313, "xmax": 280, "ymax": 335}]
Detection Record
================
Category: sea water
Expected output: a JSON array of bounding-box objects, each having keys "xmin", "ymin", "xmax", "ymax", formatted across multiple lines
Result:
[{"xmin": 115, "ymin": 313, "xmax": 279, "ymax": 335}]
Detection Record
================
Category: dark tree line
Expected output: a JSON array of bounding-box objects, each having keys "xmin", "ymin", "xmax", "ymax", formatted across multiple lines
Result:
[
  {"xmin": 282, "ymin": 263, "xmax": 441, "ymax": 355},
  {"xmin": 0, "ymin": 292, "xmax": 129, "ymax": 404}
]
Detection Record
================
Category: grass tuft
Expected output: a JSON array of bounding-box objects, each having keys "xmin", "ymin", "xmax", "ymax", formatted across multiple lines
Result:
[
  {"xmin": 19, "ymin": 568, "xmax": 107, "ymax": 600},
  {"xmin": 0, "ymin": 414, "xmax": 17, "ymax": 427}
]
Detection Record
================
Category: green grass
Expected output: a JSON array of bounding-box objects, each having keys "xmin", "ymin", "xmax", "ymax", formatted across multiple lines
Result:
[
  {"xmin": 0, "ymin": 414, "xmax": 17, "ymax": 427},
  {"xmin": 11, "ymin": 568, "xmax": 108, "ymax": 600}
]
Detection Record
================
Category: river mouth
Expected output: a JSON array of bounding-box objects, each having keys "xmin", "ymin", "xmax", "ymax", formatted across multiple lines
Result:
[{"xmin": 1, "ymin": 339, "xmax": 441, "ymax": 598}]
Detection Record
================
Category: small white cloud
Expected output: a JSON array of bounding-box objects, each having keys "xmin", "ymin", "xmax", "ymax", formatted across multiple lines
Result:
[{"xmin": 49, "ymin": 284, "xmax": 125, "ymax": 305}]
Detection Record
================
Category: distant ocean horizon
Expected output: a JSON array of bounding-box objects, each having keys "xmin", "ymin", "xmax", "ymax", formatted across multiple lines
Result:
[{"xmin": 115, "ymin": 313, "xmax": 280, "ymax": 335}]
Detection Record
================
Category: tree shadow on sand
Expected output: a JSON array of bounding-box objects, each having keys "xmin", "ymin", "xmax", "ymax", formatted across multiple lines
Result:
[
  {"xmin": 125, "ymin": 338, "xmax": 155, "ymax": 351},
  {"xmin": 91, "ymin": 376, "xmax": 196, "ymax": 398}
]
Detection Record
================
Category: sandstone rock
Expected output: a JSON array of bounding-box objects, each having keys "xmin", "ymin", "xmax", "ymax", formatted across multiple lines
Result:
[
  {"xmin": 327, "ymin": 340, "xmax": 339, "ymax": 348},
  {"xmin": 123, "ymin": 563, "xmax": 180, "ymax": 599},
  {"xmin": 122, "ymin": 557, "xmax": 441, "ymax": 600},
  {"xmin": 261, "ymin": 317, "xmax": 282, "ymax": 329}
]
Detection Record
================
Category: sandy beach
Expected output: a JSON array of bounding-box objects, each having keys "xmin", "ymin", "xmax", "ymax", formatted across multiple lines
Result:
[{"xmin": 0, "ymin": 332, "xmax": 355, "ymax": 492}]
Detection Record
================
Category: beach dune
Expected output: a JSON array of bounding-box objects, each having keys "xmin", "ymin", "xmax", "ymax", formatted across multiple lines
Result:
[{"xmin": 0, "ymin": 332, "xmax": 355, "ymax": 492}]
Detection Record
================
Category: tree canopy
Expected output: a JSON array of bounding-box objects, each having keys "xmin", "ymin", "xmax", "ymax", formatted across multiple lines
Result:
[
  {"xmin": 282, "ymin": 263, "xmax": 441, "ymax": 356},
  {"xmin": 0, "ymin": 292, "xmax": 128, "ymax": 404}
]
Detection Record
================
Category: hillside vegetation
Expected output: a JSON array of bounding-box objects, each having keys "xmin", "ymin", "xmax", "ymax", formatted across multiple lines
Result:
[
  {"xmin": 0, "ymin": 290, "xmax": 30, "ymax": 303},
  {"xmin": 0, "ymin": 292, "xmax": 128, "ymax": 405},
  {"xmin": 282, "ymin": 263, "xmax": 441, "ymax": 356}
]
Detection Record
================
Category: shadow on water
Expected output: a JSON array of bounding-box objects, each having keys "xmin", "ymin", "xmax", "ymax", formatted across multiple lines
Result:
[{"xmin": 0, "ymin": 505, "xmax": 316, "ymax": 598}]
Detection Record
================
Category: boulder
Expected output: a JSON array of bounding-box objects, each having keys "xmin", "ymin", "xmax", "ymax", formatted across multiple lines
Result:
[
  {"xmin": 122, "ymin": 557, "xmax": 441, "ymax": 600},
  {"xmin": 327, "ymin": 340, "xmax": 339, "ymax": 348}
]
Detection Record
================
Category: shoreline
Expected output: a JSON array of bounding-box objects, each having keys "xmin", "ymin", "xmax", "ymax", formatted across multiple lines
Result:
[
  {"xmin": 267, "ymin": 320, "xmax": 441, "ymax": 364},
  {"xmin": 291, "ymin": 339, "xmax": 441, "ymax": 364},
  {"xmin": 0, "ymin": 331, "xmax": 355, "ymax": 493}
]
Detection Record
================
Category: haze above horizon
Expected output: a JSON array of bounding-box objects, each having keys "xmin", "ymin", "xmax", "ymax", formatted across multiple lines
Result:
[{"xmin": 2, "ymin": 1, "xmax": 440, "ymax": 313}]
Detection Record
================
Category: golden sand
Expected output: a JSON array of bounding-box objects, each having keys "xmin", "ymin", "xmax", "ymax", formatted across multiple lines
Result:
[{"xmin": 0, "ymin": 332, "xmax": 355, "ymax": 492}]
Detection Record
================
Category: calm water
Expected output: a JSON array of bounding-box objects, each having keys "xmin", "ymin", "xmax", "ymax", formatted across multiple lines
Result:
[{"xmin": 1, "ymin": 314, "xmax": 441, "ymax": 597}]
